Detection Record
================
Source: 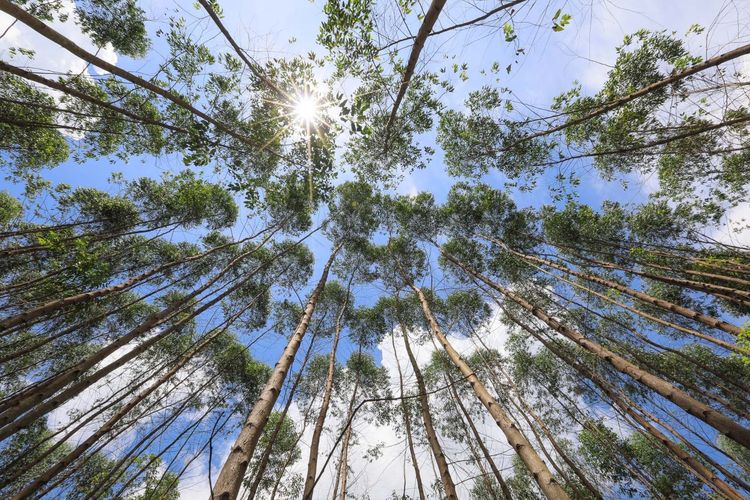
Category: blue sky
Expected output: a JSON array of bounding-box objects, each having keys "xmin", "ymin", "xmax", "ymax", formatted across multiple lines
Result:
[{"xmin": 2, "ymin": 0, "xmax": 750, "ymax": 497}]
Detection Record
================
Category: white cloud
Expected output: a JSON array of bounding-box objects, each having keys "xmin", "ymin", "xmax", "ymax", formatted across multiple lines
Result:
[
  {"xmin": 710, "ymin": 201, "xmax": 750, "ymax": 246},
  {"xmin": 268, "ymin": 307, "xmax": 518, "ymax": 499}
]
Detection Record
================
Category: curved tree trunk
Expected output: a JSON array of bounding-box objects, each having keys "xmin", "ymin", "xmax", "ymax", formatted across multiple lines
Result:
[
  {"xmin": 212, "ymin": 243, "xmax": 342, "ymax": 500},
  {"xmin": 383, "ymin": 0, "xmax": 446, "ymax": 145},
  {"xmin": 411, "ymin": 284, "xmax": 569, "ymax": 500}
]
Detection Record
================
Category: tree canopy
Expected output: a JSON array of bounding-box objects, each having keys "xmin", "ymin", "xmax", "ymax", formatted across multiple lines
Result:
[{"xmin": 1, "ymin": 0, "xmax": 750, "ymax": 499}]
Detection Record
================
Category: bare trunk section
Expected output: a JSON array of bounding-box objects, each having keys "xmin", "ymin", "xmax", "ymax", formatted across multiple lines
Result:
[
  {"xmin": 398, "ymin": 321, "xmax": 458, "ymax": 499},
  {"xmin": 212, "ymin": 243, "xmax": 342, "ymax": 500},
  {"xmin": 440, "ymin": 249, "xmax": 750, "ymax": 449},
  {"xmin": 446, "ymin": 377, "xmax": 513, "ymax": 499},
  {"xmin": 303, "ymin": 283, "xmax": 352, "ymax": 499},
  {"xmin": 504, "ymin": 308, "xmax": 744, "ymax": 500},
  {"xmin": 410, "ymin": 284, "xmax": 569, "ymax": 500},
  {"xmin": 498, "ymin": 367, "xmax": 602, "ymax": 499},
  {"xmin": 391, "ymin": 332, "xmax": 427, "ymax": 500},
  {"xmin": 336, "ymin": 421, "xmax": 353, "ymax": 500}
]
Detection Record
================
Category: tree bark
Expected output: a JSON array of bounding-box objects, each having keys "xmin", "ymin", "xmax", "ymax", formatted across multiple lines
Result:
[
  {"xmin": 398, "ymin": 321, "xmax": 458, "ymax": 499},
  {"xmin": 303, "ymin": 282, "xmax": 351, "ymax": 499},
  {"xmin": 245, "ymin": 329, "xmax": 319, "ymax": 500},
  {"xmin": 411, "ymin": 283, "xmax": 569, "ymax": 500},
  {"xmin": 441, "ymin": 248, "xmax": 750, "ymax": 448},
  {"xmin": 211, "ymin": 243, "xmax": 342, "ymax": 500}
]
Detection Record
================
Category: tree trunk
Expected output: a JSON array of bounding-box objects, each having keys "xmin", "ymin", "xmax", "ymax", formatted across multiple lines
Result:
[
  {"xmin": 335, "ymin": 358, "xmax": 361, "ymax": 500},
  {"xmin": 441, "ymin": 249, "xmax": 750, "ymax": 449},
  {"xmin": 505, "ymin": 308, "xmax": 744, "ymax": 500},
  {"xmin": 499, "ymin": 366, "xmax": 602, "ymax": 499},
  {"xmin": 336, "ymin": 422, "xmax": 353, "ymax": 500},
  {"xmin": 391, "ymin": 332, "xmax": 427, "ymax": 500},
  {"xmin": 303, "ymin": 283, "xmax": 351, "ymax": 499},
  {"xmin": 410, "ymin": 283, "xmax": 569, "ymax": 500},
  {"xmin": 0, "ymin": 246, "xmax": 279, "ymax": 441},
  {"xmin": 212, "ymin": 243, "xmax": 342, "ymax": 500},
  {"xmin": 398, "ymin": 321, "xmax": 458, "ymax": 500},
  {"xmin": 383, "ymin": 0, "xmax": 446, "ymax": 144},
  {"xmin": 447, "ymin": 378, "xmax": 513, "ymax": 499}
]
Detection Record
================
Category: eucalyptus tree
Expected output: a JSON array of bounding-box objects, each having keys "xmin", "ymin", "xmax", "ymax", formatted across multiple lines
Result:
[
  {"xmin": 328, "ymin": 352, "xmax": 390, "ymax": 499},
  {"xmin": 213, "ymin": 181, "xmax": 379, "ymax": 499},
  {"xmin": 372, "ymin": 241, "xmax": 459, "ymax": 500},
  {"xmin": 383, "ymin": 190, "xmax": 569, "ymax": 499},
  {"xmin": 437, "ymin": 29, "xmax": 750, "ymax": 222}
]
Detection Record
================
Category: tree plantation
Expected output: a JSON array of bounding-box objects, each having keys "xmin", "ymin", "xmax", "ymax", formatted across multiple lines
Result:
[{"xmin": 1, "ymin": 0, "xmax": 750, "ymax": 498}]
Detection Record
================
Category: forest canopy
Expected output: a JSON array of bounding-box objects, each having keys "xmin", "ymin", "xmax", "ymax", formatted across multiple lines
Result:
[{"xmin": 1, "ymin": 0, "xmax": 750, "ymax": 499}]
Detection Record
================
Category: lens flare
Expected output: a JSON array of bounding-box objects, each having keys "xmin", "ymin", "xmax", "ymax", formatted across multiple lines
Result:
[{"xmin": 293, "ymin": 94, "xmax": 319, "ymax": 125}]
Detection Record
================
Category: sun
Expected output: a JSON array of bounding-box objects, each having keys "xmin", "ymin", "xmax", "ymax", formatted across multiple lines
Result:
[{"xmin": 293, "ymin": 94, "xmax": 320, "ymax": 126}]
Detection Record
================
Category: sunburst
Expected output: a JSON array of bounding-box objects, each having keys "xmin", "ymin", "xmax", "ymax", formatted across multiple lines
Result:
[{"xmin": 293, "ymin": 93, "xmax": 320, "ymax": 126}]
